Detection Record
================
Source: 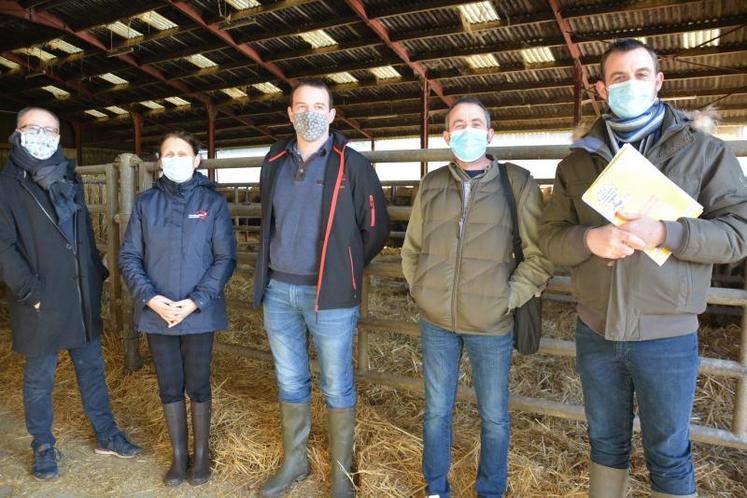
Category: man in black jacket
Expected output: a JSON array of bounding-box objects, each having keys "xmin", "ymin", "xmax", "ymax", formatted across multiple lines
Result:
[
  {"xmin": 253, "ymin": 80, "xmax": 389, "ymax": 497},
  {"xmin": 0, "ymin": 107, "xmax": 140, "ymax": 481}
]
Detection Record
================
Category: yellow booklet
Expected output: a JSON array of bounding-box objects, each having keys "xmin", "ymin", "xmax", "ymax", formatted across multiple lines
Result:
[{"xmin": 581, "ymin": 143, "xmax": 703, "ymax": 266}]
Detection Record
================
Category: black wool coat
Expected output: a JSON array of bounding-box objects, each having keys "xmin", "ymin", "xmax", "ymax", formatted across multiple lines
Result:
[{"xmin": 0, "ymin": 160, "xmax": 108, "ymax": 356}]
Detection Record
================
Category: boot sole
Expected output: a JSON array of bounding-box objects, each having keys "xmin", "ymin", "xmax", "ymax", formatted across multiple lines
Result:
[
  {"xmin": 32, "ymin": 472, "xmax": 59, "ymax": 482},
  {"xmin": 260, "ymin": 472, "xmax": 310, "ymax": 497},
  {"xmin": 189, "ymin": 475, "xmax": 210, "ymax": 487},
  {"xmin": 94, "ymin": 448, "xmax": 139, "ymax": 459}
]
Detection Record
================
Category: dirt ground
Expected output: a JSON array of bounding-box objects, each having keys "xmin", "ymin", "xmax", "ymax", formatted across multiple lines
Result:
[{"xmin": 0, "ymin": 277, "xmax": 746, "ymax": 497}]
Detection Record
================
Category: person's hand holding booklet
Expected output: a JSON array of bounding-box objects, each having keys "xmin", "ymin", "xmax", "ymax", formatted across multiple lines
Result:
[{"xmin": 582, "ymin": 143, "xmax": 703, "ymax": 266}]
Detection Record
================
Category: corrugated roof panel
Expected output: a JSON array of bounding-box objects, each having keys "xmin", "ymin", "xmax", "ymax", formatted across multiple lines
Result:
[
  {"xmin": 0, "ymin": 56, "xmax": 20, "ymax": 69},
  {"xmin": 253, "ymin": 82, "xmax": 283, "ymax": 94},
  {"xmin": 327, "ymin": 72, "xmax": 358, "ymax": 84},
  {"xmin": 85, "ymin": 109, "xmax": 108, "ymax": 118},
  {"xmin": 225, "ymin": 0, "xmax": 261, "ymax": 10},
  {"xmin": 15, "ymin": 47, "xmax": 56, "ymax": 61},
  {"xmin": 459, "ymin": 2, "xmax": 501, "ymax": 24},
  {"xmin": 107, "ymin": 21, "xmax": 143, "ymax": 39},
  {"xmin": 42, "ymin": 85, "xmax": 70, "ymax": 98},
  {"xmin": 521, "ymin": 47, "xmax": 556, "ymax": 64},
  {"xmin": 185, "ymin": 54, "xmax": 218, "ymax": 68},
  {"xmin": 47, "ymin": 39, "xmax": 83, "ymax": 54},
  {"xmin": 138, "ymin": 11, "xmax": 179, "ymax": 31},
  {"xmin": 165, "ymin": 96, "xmax": 191, "ymax": 106},
  {"xmin": 221, "ymin": 87, "xmax": 248, "ymax": 99},
  {"xmin": 140, "ymin": 100, "xmax": 165, "ymax": 109},
  {"xmin": 300, "ymin": 30, "xmax": 337, "ymax": 48},
  {"xmin": 99, "ymin": 73, "xmax": 129, "ymax": 85},
  {"xmin": 105, "ymin": 105, "xmax": 128, "ymax": 115},
  {"xmin": 683, "ymin": 29, "xmax": 721, "ymax": 49},
  {"xmin": 370, "ymin": 66, "xmax": 402, "ymax": 80}
]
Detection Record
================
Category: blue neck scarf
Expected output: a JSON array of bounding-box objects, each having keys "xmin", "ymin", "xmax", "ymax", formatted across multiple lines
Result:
[{"xmin": 604, "ymin": 100, "xmax": 666, "ymax": 156}]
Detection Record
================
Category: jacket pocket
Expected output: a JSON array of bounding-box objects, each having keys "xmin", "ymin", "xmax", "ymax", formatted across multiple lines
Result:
[
  {"xmin": 347, "ymin": 246, "xmax": 357, "ymax": 291},
  {"xmin": 369, "ymin": 194, "xmax": 376, "ymax": 227}
]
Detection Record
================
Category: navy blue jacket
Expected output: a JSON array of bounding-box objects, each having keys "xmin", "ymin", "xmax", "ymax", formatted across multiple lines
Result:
[
  {"xmin": 119, "ymin": 172, "xmax": 236, "ymax": 335},
  {"xmin": 252, "ymin": 130, "xmax": 390, "ymax": 311}
]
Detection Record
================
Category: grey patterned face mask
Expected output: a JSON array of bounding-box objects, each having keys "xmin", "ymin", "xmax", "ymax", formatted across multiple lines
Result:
[{"xmin": 291, "ymin": 111, "xmax": 329, "ymax": 142}]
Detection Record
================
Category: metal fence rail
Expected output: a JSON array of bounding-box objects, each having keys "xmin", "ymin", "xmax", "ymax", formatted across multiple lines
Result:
[{"xmin": 64, "ymin": 145, "xmax": 747, "ymax": 451}]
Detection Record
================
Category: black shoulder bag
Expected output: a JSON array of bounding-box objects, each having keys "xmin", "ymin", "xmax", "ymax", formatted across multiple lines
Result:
[{"xmin": 498, "ymin": 163, "xmax": 543, "ymax": 355}]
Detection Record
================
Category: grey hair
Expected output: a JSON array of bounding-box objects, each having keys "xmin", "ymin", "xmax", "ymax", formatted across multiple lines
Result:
[{"xmin": 17, "ymin": 106, "xmax": 60, "ymax": 128}]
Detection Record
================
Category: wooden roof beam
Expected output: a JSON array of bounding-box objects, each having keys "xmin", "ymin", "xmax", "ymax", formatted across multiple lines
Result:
[
  {"xmin": 1, "ymin": 1, "xmax": 277, "ymax": 141},
  {"xmin": 166, "ymin": 0, "xmax": 373, "ymax": 140},
  {"xmin": 548, "ymin": 0, "xmax": 600, "ymax": 115},
  {"xmin": 214, "ymin": 0, "xmax": 318, "ymax": 30},
  {"xmin": 390, "ymin": 0, "xmax": 701, "ymax": 44},
  {"xmin": 343, "ymin": 0, "xmax": 453, "ymax": 107}
]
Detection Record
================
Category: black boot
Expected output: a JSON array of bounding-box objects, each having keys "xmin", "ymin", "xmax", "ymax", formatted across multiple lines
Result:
[
  {"xmin": 162, "ymin": 401, "xmax": 188, "ymax": 486},
  {"xmin": 189, "ymin": 400, "xmax": 211, "ymax": 486},
  {"xmin": 328, "ymin": 407, "xmax": 356, "ymax": 498},
  {"xmin": 260, "ymin": 402, "xmax": 312, "ymax": 497}
]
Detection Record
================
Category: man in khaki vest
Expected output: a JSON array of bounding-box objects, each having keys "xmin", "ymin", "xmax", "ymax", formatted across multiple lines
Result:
[{"xmin": 402, "ymin": 96, "xmax": 553, "ymax": 498}]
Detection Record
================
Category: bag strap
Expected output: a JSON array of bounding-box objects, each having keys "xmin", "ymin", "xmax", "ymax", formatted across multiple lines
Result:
[{"xmin": 497, "ymin": 162, "xmax": 526, "ymax": 264}]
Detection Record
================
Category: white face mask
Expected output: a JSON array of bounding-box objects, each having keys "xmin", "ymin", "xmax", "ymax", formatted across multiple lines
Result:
[{"xmin": 161, "ymin": 156, "xmax": 195, "ymax": 183}]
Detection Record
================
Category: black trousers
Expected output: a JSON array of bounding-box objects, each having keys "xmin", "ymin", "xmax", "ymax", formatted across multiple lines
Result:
[{"xmin": 146, "ymin": 332, "xmax": 215, "ymax": 404}]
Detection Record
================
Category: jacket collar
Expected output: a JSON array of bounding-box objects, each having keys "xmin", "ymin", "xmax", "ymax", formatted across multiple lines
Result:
[
  {"xmin": 570, "ymin": 103, "xmax": 694, "ymax": 164},
  {"xmin": 156, "ymin": 171, "xmax": 214, "ymax": 197},
  {"xmin": 268, "ymin": 129, "xmax": 349, "ymax": 161},
  {"xmin": 447, "ymin": 155, "xmax": 501, "ymax": 184}
]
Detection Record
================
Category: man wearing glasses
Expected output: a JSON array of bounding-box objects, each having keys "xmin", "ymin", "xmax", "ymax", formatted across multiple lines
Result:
[{"xmin": 0, "ymin": 107, "xmax": 141, "ymax": 480}]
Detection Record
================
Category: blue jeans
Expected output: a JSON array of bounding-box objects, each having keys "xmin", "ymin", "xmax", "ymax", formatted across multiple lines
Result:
[
  {"xmin": 23, "ymin": 337, "xmax": 118, "ymax": 450},
  {"xmin": 420, "ymin": 320, "xmax": 513, "ymax": 498},
  {"xmin": 575, "ymin": 320, "xmax": 698, "ymax": 495},
  {"xmin": 263, "ymin": 279, "xmax": 359, "ymax": 409}
]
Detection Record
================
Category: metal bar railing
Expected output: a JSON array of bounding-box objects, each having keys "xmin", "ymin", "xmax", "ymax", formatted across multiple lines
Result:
[{"xmin": 60, "ymin": 146, "xmax": 747, "ymax": 452}]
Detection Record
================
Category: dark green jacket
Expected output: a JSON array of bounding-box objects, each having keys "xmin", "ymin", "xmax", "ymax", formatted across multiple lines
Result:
[
  {"xmin": 402, "ymin": 159, "xmax": 553, "ymax": 334},
  {"xmin": 539, "ymin": 105, "xmax": 747, "ymax": 341}
]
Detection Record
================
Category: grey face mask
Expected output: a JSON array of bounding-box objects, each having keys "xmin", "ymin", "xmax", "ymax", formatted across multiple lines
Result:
[{"xmin": 291, "ymin": 111, "xmax": 329, "ymax": 142}]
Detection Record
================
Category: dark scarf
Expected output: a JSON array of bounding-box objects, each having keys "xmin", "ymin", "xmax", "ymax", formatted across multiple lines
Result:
[
  {"xmin": 604, "ymin": 100, "xmax": 666, "ymax": 156},
  {"xmin": 9, "ymin": 131, "xmax": 81, "ymax": 224}
]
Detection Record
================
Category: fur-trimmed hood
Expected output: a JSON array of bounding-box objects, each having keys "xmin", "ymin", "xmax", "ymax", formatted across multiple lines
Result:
[{"xmin": 571, "ymin": 104, "xmax": 720, "ymax": 142}]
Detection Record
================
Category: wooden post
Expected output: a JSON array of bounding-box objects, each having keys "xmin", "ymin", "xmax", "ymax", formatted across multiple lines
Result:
[
  {"xmin": 115, "ymin": 153, "xmax": 144, "ymax": 372},
  {"xmin": 72, "ymin": 121, "xmax": 83, "ymax": 165},
  {"xmin": 573, "ymin": 74, "xmax": 583, "ymax": 127},
  {"xmin": 207, "ymin": 101, "xmax": 217, "ymax": 181},
  {"xmin": 732, "ymin": 260, "xmax": 747, "ymax": 436},
  {"xmin": 420, "ymin": 79, "xmax": 430, "ymax": 178},
  {"xmin": 357, "ymin": 275, "xmax": 371, "ymax": 376},
  {"xmin": 105, "ymin": 163, "xmax": 122, "ymax": 342},
  {"xmin": 130, "ymin": 111, "xmax": 144, "ymax": 157}
]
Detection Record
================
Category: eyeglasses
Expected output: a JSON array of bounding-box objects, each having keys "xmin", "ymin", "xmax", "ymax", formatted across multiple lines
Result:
[{"xmin": 19, "ymin": 124, "xmax": 60, "ymax": 136}]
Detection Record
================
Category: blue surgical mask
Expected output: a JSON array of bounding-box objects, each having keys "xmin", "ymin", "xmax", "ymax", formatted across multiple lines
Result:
[
  {"xmin": 449, "ymin": 128, "xmax": 488, "ymax": 163},
  {"xmin": 607, "ymin": 79, "xmax": 656, "ymax": 119}
]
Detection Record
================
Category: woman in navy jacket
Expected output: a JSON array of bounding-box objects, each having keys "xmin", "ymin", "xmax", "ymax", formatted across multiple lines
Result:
[{"xmin": 119, "ymin": 131, "xmax": 236, "ymax": 487}]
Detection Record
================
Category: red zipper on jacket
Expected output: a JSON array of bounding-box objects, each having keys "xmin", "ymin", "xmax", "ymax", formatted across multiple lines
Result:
[
  {"xmin": 315, "ymin": 144, "xmax": 347, "ymax": 316},
  {"xmin": 348, "ymin": 246, "xmax": 357, "ymax": 291},
  {"xmin": 369, "ymin": 194, "xmax": 376, "ymax": 227},
  {"xmin": 268, "ymin": 150, "xmax": 288, "ymax": 162}
]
